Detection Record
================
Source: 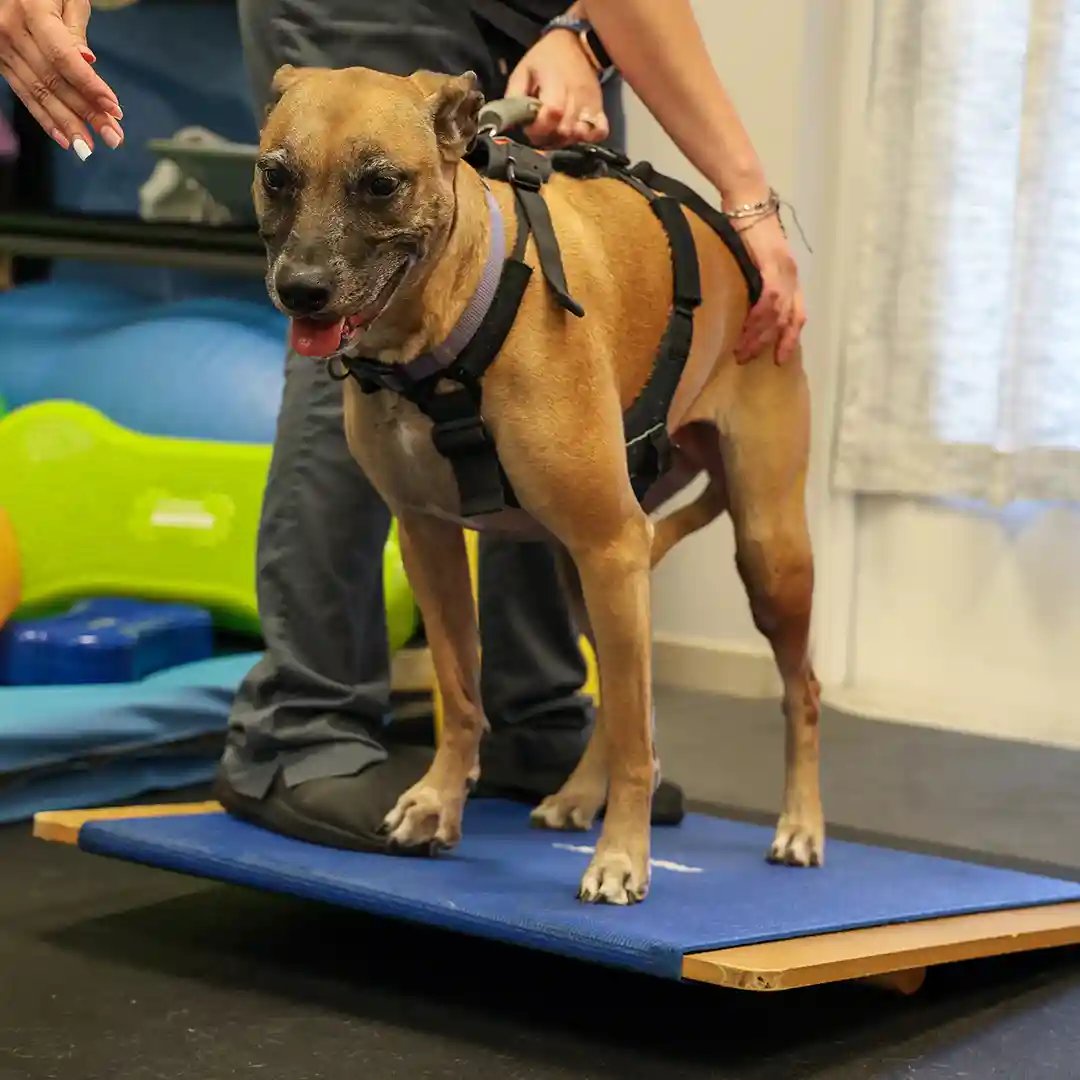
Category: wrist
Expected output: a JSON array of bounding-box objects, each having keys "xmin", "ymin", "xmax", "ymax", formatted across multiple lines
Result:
[
  {"xmin": 541, "ymin": 14, "xmax": 615, "ymax": 81},
  {"xmin": 716, "ymin": 163, "xmax": 770, "ymax": 209}
]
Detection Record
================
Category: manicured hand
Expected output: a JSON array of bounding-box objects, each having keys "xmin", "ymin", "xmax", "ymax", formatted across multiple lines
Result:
[
  {"xmin": 734, "ymin": 212, "xmax": 807, "ymax": 365},
  {"xmin": 0, "ymin": 0, "xmax": 124, "ymax": 156},
  {"xmin": 506, "ymin": 28, "xmax": 607, "ymax": 148}
]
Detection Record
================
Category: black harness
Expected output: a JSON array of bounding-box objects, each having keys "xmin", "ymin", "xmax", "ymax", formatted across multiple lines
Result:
[{"xmin": 333, "ymin": 135, "xmax": 763, "ymax": 517}]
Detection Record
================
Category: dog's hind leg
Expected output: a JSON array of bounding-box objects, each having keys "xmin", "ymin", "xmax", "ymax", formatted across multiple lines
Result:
[
  {"xmin": 720, "ymin": 364, "xmax": 824, "ymax": 867},
  {"xmin": 650, "ymin": 422, "xmax": 729, "ymax": 568},
  {"xmin": 530, "ymin": 547, "xmax": 609, "ymax": 831},
  {"xmin": 382, "ymin": 511, "xmax": 486, "ymax": 853},
  {"xmin": 650, "ymin": 477, "xmax": 726, "ymax": 569}
]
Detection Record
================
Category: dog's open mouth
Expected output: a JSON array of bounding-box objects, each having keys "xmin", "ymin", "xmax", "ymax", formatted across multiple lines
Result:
[{"xmin": 289, "ymin": 256, "xmax": 415, "ymax": 359}]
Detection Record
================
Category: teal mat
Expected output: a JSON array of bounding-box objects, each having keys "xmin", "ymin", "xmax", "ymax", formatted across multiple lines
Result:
[{"xmin": 1, "ymin": 652, "xmax": 258, "ymax": 822}]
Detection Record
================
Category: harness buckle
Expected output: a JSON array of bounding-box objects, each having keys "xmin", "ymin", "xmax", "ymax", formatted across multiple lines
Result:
[
  {"xmin": 505, "ymin": 157, "xmax": 544, "ymax": 192},
  {"xmin": 431, "ymin": 414, "xmax": 492, "ymax": 456},
  {"xmin": 341, "ymin": 357, "xmax": 416, "ymax": 396},
  {"xmin": 549, "ymin": 143, "xmax": 631, "ymax": 179},
  {"xmin": 580, "ymin": 143, "xmax": 630, "ymax": 168}
]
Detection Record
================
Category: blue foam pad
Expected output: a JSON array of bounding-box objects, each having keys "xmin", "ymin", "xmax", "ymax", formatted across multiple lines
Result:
[
  {"xmin": 78, "ymin": 801, "xmax": 1080, "ymax": 979},
  {"xmin": 4, "ymin": 757, "xmax": 217, "ymax": 826},
  {"xmin": 0, "ymin": 652, "xmax": 257, "ymax": 819},
  {"xmin": 0, "ymin": 598, "xmax": 214, "ymax": 686}
]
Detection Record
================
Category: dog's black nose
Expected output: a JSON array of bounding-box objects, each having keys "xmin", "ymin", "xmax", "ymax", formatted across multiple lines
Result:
[{"xmin": 276, "ymin": 266, "xmax": 332, "ymax": 316}]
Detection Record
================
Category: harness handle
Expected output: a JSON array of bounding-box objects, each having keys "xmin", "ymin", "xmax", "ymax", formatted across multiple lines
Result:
[{"xmin": 477, "ymin": 97, "xmax": 541, "ymax": 136}]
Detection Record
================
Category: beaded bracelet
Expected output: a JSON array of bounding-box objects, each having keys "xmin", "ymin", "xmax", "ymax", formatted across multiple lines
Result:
[{"xmin": 724, "ymin": 189, "xmax": 782, "ymax": 220}]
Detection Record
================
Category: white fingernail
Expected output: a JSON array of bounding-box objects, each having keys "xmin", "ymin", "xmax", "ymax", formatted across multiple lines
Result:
[{"xmin": 72, "ymin": 138, "xmax": 92, "ymax": 162}]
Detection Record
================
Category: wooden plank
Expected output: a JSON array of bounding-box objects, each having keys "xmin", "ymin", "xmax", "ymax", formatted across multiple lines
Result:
[
  {"xmin": 682, "ymin": 901, "xmax": 1080, "ymax": 991},
  {"xmin": 33, "ymin": 801, "xmax": 223, "ymax": 845}
]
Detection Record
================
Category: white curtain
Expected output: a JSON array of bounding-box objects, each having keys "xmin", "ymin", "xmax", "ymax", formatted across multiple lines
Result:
[{"xmin": 833, "ymin": 0, "xmax": 1080, "ymax": 506}]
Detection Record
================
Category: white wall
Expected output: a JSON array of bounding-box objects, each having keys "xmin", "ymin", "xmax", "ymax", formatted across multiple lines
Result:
[{"xmin": 838, "ymin": 499, "xmax": 1080, "ymax": 748}]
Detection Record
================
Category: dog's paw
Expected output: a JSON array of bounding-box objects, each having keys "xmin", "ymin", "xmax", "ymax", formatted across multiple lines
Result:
[
  {"xmin": 466, "ymin": 760, "xmax": 481, "ymax": 795},
  {"xmin": 578, "ymin": 848, "xmax": 650, "ymax": 906},
  {"xmin": 382, "ymin": 782, "xmax": 464, "ymax": 855},
  {"xmin": 530, "ymin": 787, "xmax": 604, "ymax": 832},
  {"xmin": 767, "ymin": 815, "xmax": 825, "ymax": 868}
]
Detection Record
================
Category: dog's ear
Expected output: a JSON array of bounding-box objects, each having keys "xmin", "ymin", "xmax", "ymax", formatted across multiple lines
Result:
[
  {"xmin": 264, "ymin": 64, "xmax": 305, "ymax": 120},
  {"xmin": 412, "ymin": 70, "xmax": 485, "ymax": 161}
]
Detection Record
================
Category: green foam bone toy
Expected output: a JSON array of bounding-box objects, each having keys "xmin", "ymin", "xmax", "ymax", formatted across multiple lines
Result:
[{"xmin": 0, "ymin": 401, "xmax": 416, "ymax": 650}]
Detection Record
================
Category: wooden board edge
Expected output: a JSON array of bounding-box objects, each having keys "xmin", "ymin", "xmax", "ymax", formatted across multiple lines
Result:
[
  {"xmin": 681, "ymin": 901, "xmax": 1080, "ymax": 991},
  {"xmin": 33, "ymin": 801, "xmax": 224, "ymax": 845}
]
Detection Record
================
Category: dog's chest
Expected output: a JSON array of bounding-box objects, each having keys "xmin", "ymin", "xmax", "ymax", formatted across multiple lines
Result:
[{"xmin": 343, "ymin": 384, "xmax": 463, "ymax": 516}]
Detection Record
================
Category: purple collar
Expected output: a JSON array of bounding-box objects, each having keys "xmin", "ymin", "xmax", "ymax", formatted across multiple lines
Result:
[{"xmin": 379, "ymin": 188, "xmax": 506, "ymax": 384}]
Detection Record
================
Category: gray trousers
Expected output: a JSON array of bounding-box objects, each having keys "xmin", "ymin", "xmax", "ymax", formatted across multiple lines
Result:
[{"xmin": 224, "ymin": 0, "xmax": 623, "ymax": 798}]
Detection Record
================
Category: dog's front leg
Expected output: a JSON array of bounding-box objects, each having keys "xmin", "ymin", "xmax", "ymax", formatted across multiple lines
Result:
[
  {"xmin": 571, "ymin": 515, "xmax": 655, "ymax": 904},
  {"xmin": 383, "ymin": 512, "xmax": 485, "ymax": 853}
]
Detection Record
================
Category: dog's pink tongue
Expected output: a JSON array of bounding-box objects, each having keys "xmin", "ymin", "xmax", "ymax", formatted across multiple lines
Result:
[{"xmin": 290, "ymin": 317, "xmax": 344, "ymax": 358}]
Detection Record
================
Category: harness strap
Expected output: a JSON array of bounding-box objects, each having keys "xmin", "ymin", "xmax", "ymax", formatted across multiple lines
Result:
[
  {"xmin": 432, "ymin": 200, "xmax": 534, "ymax": 514},
  {"xmin": 604, "ymin": 178, "xmax": 703, "ymax": 498},
  {"xmin": 453, "ymin": 206, "xmax": 534, "ymax": 382},
  {"xmin": 651, "ymin": 196, "xmax": 703, "ymax": 309},
  {"xmin": 513, "ymin": 185, "xmax": 584, "ymax": 317},
  {"xmin": 418, "ymin": 386, "xmax": 506, "ymax": 517},
  {"xmin": 468, "ymin": 135, "xmax": 584, "ymax": 317},
  {"xmin": 628, "ymin": 161, "xmax": 764, "ymax": 306}
]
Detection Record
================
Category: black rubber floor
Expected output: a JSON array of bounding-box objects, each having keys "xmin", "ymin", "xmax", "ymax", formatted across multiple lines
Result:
[{"xmin": 3, "ymin": 688, "xmax": 1079, "ymax": 1080}]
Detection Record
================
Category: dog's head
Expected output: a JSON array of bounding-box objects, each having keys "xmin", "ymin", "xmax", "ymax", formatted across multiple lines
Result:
[{"xmin": 255, "ymin": 65, "xmax": 484, "ymax": 357}]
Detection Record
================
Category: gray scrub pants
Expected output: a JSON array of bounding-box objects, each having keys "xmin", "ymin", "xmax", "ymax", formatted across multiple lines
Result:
[{"xmin": 222, "ymin": 0, "xmax": 624, "ymax": 798}]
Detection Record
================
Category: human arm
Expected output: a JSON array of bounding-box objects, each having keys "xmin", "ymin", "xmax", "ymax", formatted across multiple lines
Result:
[{"xmin": 578, "ymin": 0, "xmax": 805, "ymax": 363}]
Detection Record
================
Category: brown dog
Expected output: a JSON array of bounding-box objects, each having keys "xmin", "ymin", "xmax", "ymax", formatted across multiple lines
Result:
[{"xmin": 255, "ymin": 64, "xmax": 822, "ymax": 905}]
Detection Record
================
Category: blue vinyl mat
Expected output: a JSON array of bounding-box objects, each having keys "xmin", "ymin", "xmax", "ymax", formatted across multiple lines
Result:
[
  {"xmin": 78, "ymin": 800, "xmax": 1080, "ymax": 980},
  {"xmin": 6, "ymin": 758, "xmax": 218, "ymax": 825},
  {"xmin": 1, "ymin": 653, "xmax": 259, "ymax": 822}
]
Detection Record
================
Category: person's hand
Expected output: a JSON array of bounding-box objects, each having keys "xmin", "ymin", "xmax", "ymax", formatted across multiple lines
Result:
[
  {"xmin": 0, "ymin": 0, "xmax": 123, "ymax": 156},
  {"xmin": 733, "ymin": 212, "xmax": 807, "ymax": 365},
  {"xmin": 506, "ymin": 29, "xmax": 607, "ymax": 148}
]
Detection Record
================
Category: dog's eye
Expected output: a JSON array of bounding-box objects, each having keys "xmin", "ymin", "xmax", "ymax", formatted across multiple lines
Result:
[
  {"xmin": 367, "ymin": 173, "xmax": 401, "ymax": 199},
  {"xmin": 261, "ymin": 164, "xmax": 290, "ymax": 194}
]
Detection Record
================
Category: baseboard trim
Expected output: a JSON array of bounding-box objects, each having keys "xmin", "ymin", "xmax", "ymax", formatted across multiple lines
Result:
[
  {"xmin": 824, "ymin": 685, "xmax": 1080, "ymax": 752},
  {"xmin": 391, "ymin": 645, "xmax": 433, "ymax": 694},
  {"xmin": 652, "ymin": 635, "xmax": 780, "ymax": 698}
]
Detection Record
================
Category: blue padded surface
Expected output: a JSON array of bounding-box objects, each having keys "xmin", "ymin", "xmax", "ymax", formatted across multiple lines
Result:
[
  {"xmin": 0, "ymin": 652, "xmax": 258, "ymax": 777},
  {"xmin": 0, "ymin": 599, "xmax": 213, "ymax": 686},
  {"xmin": 79, "ymin": 801, "xmax": 1080, "ymax": 979},
  {"xmin": 3, "ymin": 757, "xmax": 216, "ymax": 825}
]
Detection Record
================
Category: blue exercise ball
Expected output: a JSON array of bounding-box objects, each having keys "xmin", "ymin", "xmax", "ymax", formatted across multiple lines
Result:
[{"xmin": 0, "ymin": 283, "xmax": 286, "ymax": 444}]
